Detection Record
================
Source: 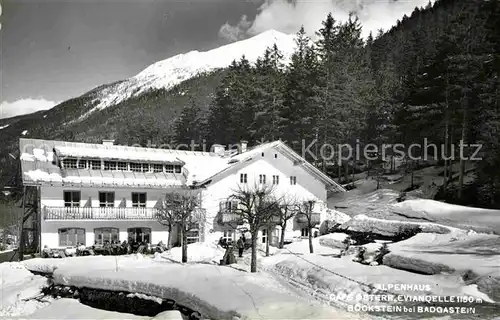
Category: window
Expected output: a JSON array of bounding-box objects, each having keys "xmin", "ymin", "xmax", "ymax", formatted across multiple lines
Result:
[
  {"xmin": 78, "ymin": 159, "xmax": 88, "ymax": 169},
  {"xmin": 132, "ymin": 192, "xmax": 147, "ymax": 207},
  {"xmin": 59, "ymin": 228, "xmax": 85, "ymax": 246},
  {"xmin": 104, "ymin": 161, "xmax": 117, "ymax": 171},
  {"xmin": 165, "ymin": 165, "xmax": 174, "ymax": 173},
  {"xmin": 290, "ymin": 176, "xmax": 297, "ymax": 185},
  {"xmin": 141, "ymin": 163, "xmax": 150, "ymax": 172},
  {"xmin": 262, "ymin": 229, "xmax": 268, "ymax": 244},
  {"xmin": 175, "ymin": 165, "xmax": 182, "ymax": 173},
  {"xmin": 94, "ymin": 227, "xmax": 119, "ymax": 245},
  {"xmin": 274, "ymin": 154, "xmax": 278, "ymax": 158},
  {"xmin": 272, "ymin": 175, "xmax": 279, "ymax": 185},
  {"xmin": 222, "ymin": 230, "xmax": 234, "ymax": 245},
  {"xmin": 222, "ymin": 201, "xmax": 238, "ymax": 211},
  {"xmin": 240, "ymin": 173, "xmax": 247, "ymax": 183},
  {"xmin": 99, "ymin": 192, "xmax": 115, "ymax": 207},
  {"xmin": 117, "ymin": 162, "xmax": 127, "ymax": 170},
  {"xmin": 130, "ymin": 163, "xmax": 142, "ymax": 172},
  {"xmin": 261, "ymin": 152, "xmax": 264, "ymax": 157},
  {"xmin": 259, "ymin": 174, "xmax": 266, "ymax": 184},
  {"xmin": 152, "ymin": 164, "xmax": 163, "ymax": 173},
  {"xmin": 62, "ymin": 158, "xmax": 77, "ymax": 169},
  {"xmin": 186, "ymin": 229, "xmax": 200, "ymax": 244},
  {"xmin": 301, "ymin": 227, "xmax": 309, "ymax": 237},
  {"xmin": 90, "ymin": 160, "xmax": 102, "ymax": 170},
  {"xmin": 127, "ymin": 227, "xmax": 151, "ymax": 244},
  {"xmin": 64, "ymin": 191, "xmax": 81, "ymax": 207}
]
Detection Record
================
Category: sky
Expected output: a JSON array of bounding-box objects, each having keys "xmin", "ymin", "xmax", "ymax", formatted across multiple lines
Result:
[{"xmin": 0, "ymin": 0, "xmax": 432, "ymax": 119}]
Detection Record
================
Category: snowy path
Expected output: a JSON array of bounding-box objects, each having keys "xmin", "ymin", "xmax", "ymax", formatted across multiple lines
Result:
[{"xmin": 21, "ymin": 254, "xmax": 358, "ymax": 320}]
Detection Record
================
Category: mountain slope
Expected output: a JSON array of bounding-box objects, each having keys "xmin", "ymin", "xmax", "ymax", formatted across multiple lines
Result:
[
  {"xmin": 78, "ymin": 29, "xmax": 296, "ymax": 121},
  {"xmin": 0, "ymin": 30, "xmax": 297, "ymax": 188}
]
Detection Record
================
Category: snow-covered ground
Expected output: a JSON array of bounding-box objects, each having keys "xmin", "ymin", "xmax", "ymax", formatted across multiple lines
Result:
[
  {"xmin": 393, "ymin": 199, "xmax": 500, "ymax": 234},
  {"xmin": 0, "ymin": 262, "xmax": 51, "ymax": 317},
  {"xmin": 384, "ymin": 230, "xmax": 500, "ymax": 301},
  {"xmin": 20, "ymin": 253, "xmax": 360, "ymax": 320}
]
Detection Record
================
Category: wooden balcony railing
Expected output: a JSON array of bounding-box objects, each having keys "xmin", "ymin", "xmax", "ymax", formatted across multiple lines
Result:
[
  {"xmin": 43, "ymin": 206, "xmax": 159, "ymax": 220},
  {"xmin": 295, "ymin": 212, "xmax": 321, "ymax": 224},
  {"xmin": 218, "ymin": 210, "xmax": 244, "ymax": 224}
]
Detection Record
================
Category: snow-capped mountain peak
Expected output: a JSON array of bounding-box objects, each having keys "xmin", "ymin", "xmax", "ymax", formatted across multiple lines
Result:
[{"xmin": 78, "ymin": 30, "xmax": 296, "ymax": 121}]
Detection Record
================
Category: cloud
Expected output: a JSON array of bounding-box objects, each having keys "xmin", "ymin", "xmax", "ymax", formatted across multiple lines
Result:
[
  {"xmin": 0, "ymin": 98, "xmax": 59, "ymax": 119},
  {"xmin": 218, "ymin": 14, "xmax": 253, "ymax": 42},
  {"xmin": 219, "ymin": 0, "xmax": 433, "ymax": 41}
]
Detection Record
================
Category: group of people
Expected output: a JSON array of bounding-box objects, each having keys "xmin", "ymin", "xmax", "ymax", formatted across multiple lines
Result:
[
  {"xmin": 218, "ymin": 234, "xmax": 246, "ymax": 258},
  {"xmin": 42, "ymin": 240, "xmax": 169, "ymax": 258}
]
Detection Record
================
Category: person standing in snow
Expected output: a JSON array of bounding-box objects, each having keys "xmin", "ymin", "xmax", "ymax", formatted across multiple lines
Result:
[{"xmin": 236, "ymin": 236, "xmax": 244, "ymax": 258}]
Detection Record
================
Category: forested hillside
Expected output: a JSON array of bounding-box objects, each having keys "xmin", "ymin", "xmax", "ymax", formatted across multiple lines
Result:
[{"xmin": 174, "ymin": 0, "xmax": 500, "ymax": 207}]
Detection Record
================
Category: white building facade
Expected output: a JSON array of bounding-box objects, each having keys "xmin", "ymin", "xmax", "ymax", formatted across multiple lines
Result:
[{"xmin": 19, "ymin": 138, "xmax": 346, "ymax": 250}]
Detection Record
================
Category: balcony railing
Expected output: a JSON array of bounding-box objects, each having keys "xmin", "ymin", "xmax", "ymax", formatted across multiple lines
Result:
[
  {"xmin": 296, "ymin": 212, "xmax": 321, "ymax": 224},
  {"xmin": 43, "ymin": 206, "xmax": 159, "ymax": 220}
]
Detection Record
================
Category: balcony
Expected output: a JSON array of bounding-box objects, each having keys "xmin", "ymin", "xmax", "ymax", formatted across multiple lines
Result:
[
  {"xmin": 43, "ymin": 206, "xmax": 159, "ymax": 220},
  {"xmin": 295, "ymin": 212, "xmax": 321, "ymax": 224},
  {"xmin": 218, "ymin": 210, "xmax": 244, "ymax": 225}
]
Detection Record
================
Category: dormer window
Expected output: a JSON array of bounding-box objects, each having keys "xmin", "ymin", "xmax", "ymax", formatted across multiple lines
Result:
[
  {"xmin": 62, "ymin": 158, "xmax": 77, "ymax": 169},
  {"xmin": 90, "ymin": 160, "xmax": 102, "ymax": 170},
  {"xmin": 104, "ymin": 161, "xmax": 117, "ymax": 171},
  {"xmin": 152, "ymin": 164, "xmax": 163, "ymax": 173},
  {"xmin": 78, "ymin": 159, "xmax": 88, "ymax": 169},
  {"xmin": 117, "ymin": 162, "xmax": 127, "ymax": 170}
]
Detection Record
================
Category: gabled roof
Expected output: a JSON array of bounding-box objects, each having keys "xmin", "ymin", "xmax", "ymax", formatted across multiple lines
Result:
[
  {"xmin": 199, "ymin": 141, "xmax": 346, "ymax": 192},
  {"xmin": 18, "ymin": 138, "xmax": 345, "ymax": 192}
]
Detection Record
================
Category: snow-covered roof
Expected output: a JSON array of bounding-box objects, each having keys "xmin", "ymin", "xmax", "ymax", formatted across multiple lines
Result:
[
  {"xmin": 19, "ymin": 138, "xmax": 345, "ymax": 192},
  {"xmin": 19, "ymin": 138, "xmax": 228, "ymax": 188},
  {"xmin": 54, "ymin": 144, "xmax": 184, "ymax": 163},
  {"xmin": 199, "ymin": 141, "xmax": 346, "ymax": 192}
]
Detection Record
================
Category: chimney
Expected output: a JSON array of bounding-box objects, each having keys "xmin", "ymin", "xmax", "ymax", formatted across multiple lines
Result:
[
  {"xmin": 102, "ymin": 139, "xmax": 115, "ymax": 146},
  {"xmin": 240, "ymin": 140, "xmax": 248, "ymax": 154},
  {"xmin": 212, "ymin": 144, "xmax": 225, "ymax": 156}
]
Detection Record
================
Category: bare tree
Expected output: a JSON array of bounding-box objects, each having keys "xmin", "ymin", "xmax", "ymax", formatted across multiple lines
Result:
[
  {"xmin": 156, "ymin": 197, "xmax": 176, "ymax": 250},
  {"xmin": 156, "ymin": 188, "xmax": 203, "ymax": 263},
  {"xmin": 296, "ymin": 199, "xmax": 317, "ymax": 254},
  {"xmin": 276, "ymin": 195, "xmax": 298, "ymax": 249},
  {"xmin": 230, "ymin": 183, "xmax": 280, "ymax": 273}
]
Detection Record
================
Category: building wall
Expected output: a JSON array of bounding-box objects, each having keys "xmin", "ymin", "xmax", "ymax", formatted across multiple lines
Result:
[
  {"xmin": 40, "ymin": 186, "xmax": 173, "ymax": 248},
  {"xmin": 201, "ymin": 146, "xmax": 328, "ymax": 245},
  {"xmin": 41, "ymin": 220, "xmax": 171, "ymax": 249},
  {"xmin": 40, "ymin": 186, "xmax": 169, "ymax": 208}
]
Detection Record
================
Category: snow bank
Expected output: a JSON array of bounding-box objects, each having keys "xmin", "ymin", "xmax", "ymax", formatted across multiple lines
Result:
[
  {"xmin": 383, "ymin": 231, "xmax": 500, "ymax": 301},
  {"xmin": 23, "ymin": 256, "xmax": 345, "ymax": 320},
  {"xmin": 0, "ymin": 262, "xmax": 50, "ymax": 317},
  {"xmin": 318, "ymin": 233, "xmax": 351, "ymax": 250},
  {"xmin": 281, "ymin": 237, "xmax": 343, "ymax": 256},
  {"xmin": 163, "ymin": 242, "xmax": 224, "ymax": 263},
  {"xmin": 339, "ymin": 214, "xmax": 453, "ymax": 238},
  {"xmin": 23, "ymin": 254, "xmax": 151, "ymax": 274},
  {"xmin": 392, "ymin": 199, "xmax": 500, "ymax": 234},
  {"xmin": 269, "ymin": 254, "xmax": 495, "ymax": 307}
]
